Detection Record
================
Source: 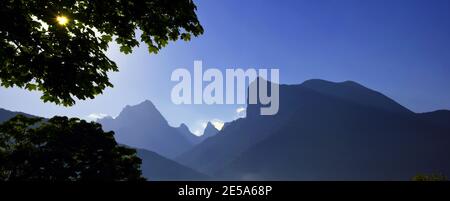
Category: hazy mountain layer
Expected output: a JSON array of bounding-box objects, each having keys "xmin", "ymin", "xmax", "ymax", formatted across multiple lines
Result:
[
  {"xmin": 0, "ymin": 108, "xmax": 36, "ymax": 123},
  {"xmin": 176, "ymin": 122, "xmax": 219, "ymax": 145},
  {"xmin": 98, "ymin": 100, "xmax": 218, "ymax": 159},
  {"xmin": 179, "ymin": 79, "xmax": 450, "ymax": 180},
  {"xmin": 137, "ymin": 148, "xmax": 208, "ymax": 181}
]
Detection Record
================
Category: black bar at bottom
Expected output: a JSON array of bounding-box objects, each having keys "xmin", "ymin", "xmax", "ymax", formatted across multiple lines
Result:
[{"xmin": 1, "ymin": 181, "xmax": 449, "ymax": 200}]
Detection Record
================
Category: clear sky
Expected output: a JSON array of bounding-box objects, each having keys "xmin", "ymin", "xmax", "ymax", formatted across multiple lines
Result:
[{"xmin": 1, "ymin": 0, "xmax": 449, "ymax": 134}]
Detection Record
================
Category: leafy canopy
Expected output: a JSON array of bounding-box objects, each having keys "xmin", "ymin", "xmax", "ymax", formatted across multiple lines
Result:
[
  {"xmin": 0, "ymin": 115, "xmax": 144, "ymax": 181},
  {"xmin": 0, "ymin": 0, "xmax": 203, "ymax": 106},
  {"xmin": 412, "ymin": 173, "xmax": 448, "ymax": 181}
]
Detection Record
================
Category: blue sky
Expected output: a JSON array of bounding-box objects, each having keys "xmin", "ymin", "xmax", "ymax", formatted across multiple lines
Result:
[{"xmin": 1, "ymin": 0, "xmax": 449, "ymax": 134}]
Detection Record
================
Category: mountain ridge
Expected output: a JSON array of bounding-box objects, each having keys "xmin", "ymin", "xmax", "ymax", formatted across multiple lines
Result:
[
  {"xmin": 179, "ymin": 79, "xmax": 450, "ymax": 180},
  {"xmin": 2, "ymin": 79, "xmax": 450, "ymax": 180},
  {"xmin": 137, "ymin": 148, "xmax": 209, "ymax": 181},
  {"xmin": 98, "ymin": 100, "xmax": 220, "ymax": 159},
  {"xmin": 98, "ymin": 100, "xmax": 193, "ymax": 159}
]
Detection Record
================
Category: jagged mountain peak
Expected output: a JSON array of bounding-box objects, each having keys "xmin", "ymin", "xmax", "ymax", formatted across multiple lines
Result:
[
  {"xmin": 98, "ymin": 100, "xmax": 193, "ymax": 159},
  {"xmin": 203, "ymin": 122, "xmax": 219, "ymax": 138},
  {"xmin": 178, "ymin": 123, "xmax": 190, "ymax": 131},
  {"xmin": 115, "ymin": 100, "xmax": 168, "ymax": 125},
  {"xmin": 122, "ymin": 100, "xmax": 158, "ymax": 113}
]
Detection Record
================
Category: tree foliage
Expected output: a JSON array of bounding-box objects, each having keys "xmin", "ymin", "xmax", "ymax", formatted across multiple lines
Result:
[
  {"xmin": 0, "ymin": 115, "xmax": 144, "ymax": 181},
  {"xmin": 412, "ymin": 173, "xmax": 447, "ymax": 181},
  {"xmin": 0, "ymin": 0, "xmax": 203, "ymax": 105}
]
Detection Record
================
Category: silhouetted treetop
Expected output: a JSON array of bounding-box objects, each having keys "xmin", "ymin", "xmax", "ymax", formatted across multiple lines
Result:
[
  {"xmin": 0, "ymin": 115, "xmax": 144, "ymax": 181},
  {"xmin": 0, "ymin": 0, "xmax": 203, "ymax": 105}
]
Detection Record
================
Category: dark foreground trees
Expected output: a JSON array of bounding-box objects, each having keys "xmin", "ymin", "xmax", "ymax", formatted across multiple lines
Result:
[
  {"xmin": 0, "ymin": 0, "xmax": 203, "ymax": 106},
  {"xmin": 0, "ymin": 115, "xmax": 144, "ymax": 181},
  {"xmin": 412, "ymin": 173, "xmax": 448, "ymax": 181},
  {"xmin": 0, "ymin": 1, "xmax": 204, "ymax": 181}
]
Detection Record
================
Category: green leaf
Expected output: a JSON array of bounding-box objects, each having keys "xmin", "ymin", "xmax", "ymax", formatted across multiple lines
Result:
[
  {"xmin": 0, "ymin": 0, "xmax": 203, "ymax": 106},
  {"xmin": 25, "ymin": 83, "xmax": 37, "ymax": 91}
]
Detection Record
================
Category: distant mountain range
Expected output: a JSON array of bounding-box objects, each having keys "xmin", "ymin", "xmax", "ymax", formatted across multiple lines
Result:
[
  {"xmin": 176, "ymin": 122, "xmax": 219, "ymax": 145},
  {"xmin": 178, "ymin": 79, "xmax": 450, "ymax": 180},
  {"xmin": 0, "ymin": 108, "xmax": 36, "ymax": 123},
  {"xmin": 0, "ymin": 107, "xmax": 211, "ymax": 181},
  {"xmin": 98, "ymin": 100, "xmax": 219, "ymax": 159},
  {"xmin": 136, "ymin": 148, "xmax": 208, "ymax": 181},
  {"xmin": 2, "ymin": 79, "xmax": 450, "ymax": 180}
]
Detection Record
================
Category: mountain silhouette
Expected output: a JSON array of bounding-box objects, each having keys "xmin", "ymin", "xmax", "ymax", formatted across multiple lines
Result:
[
  {"xmin": 176, "ymin": 122, "xmax": 219, "ymax": 145},
  {"xmin": 203, "ymin": 122, "xmax": 220, "ymax": 139},
  {"xmin": 178, "ymin": 79, "xmax": 450, "ymax": 180},
  {"xmin": 136, "ymin": 148, "xmax": 208, "ymax": 180},
  {"xmin": 301, "ymin": 79, "xmax": 412, "ymax": 114},
  {"xmin": 0, "ymin": 108, "xmax": 36, "ymax": 123},
  {"xmin": 418, "ymin": 110, "xmax": 450, "ymax": 128},
  {"xmin": 98, "ymin": 100, "xmax": 194, "ymax": 159},
  {"xmin": 1, "ymin": 107, "xmax": 208, "ymax": 180},
  {"xmin": 176, "ymin": 123, "xmax": 199, "ymax": 144}
]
